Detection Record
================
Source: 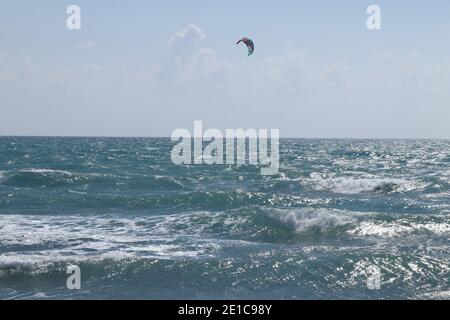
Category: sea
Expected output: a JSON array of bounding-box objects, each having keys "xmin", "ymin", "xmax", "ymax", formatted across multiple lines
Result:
[{"xmin": 0, "ymin": 137, "xmax": 448, "ymax": 299}]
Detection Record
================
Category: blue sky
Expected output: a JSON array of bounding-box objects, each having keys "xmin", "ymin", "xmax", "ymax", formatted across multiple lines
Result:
[{"xmin": 1, "ymin": 1, "xmax": 450, "ymax": 137}]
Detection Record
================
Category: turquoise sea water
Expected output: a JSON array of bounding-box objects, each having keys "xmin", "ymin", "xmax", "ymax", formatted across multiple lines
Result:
[{"xmin": 0, "ymin": 137, "xmax": 448, "ymax": 299}]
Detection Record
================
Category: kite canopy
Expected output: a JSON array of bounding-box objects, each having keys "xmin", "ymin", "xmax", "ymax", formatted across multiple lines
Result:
[{"xmin": 236, "ymin": 38, "xmax": 254, "ymax": 56}]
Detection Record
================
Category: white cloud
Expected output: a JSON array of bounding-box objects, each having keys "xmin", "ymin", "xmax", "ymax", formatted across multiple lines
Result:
[
  {"xmin": 159, "ymin": 32, "xmax": 349, "ymax": 96},
  {"xmin": 169, "ymin": 24, "xmax": 206, "ymax": 47},
  {"xmin": 168, "ymin": 24, "xmax": 207, "ymax": 60}
]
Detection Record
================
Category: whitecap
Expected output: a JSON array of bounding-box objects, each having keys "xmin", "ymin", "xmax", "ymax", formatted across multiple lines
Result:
[
  {"xmin": 19, "ymin": 168, "xmax": 73, "ymax": 175},
  {"xmin": 267, "ymin": 208, "xmax": 362, "ymax": 233},
  {"xmin": 307, "ymin": 173, "xmax": 423, "ymax": 194}
]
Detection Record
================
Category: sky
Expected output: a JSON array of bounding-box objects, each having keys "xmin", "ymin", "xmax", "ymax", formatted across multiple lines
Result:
[{"xmin": 1, "ymin": 0, "xmax": 450, "ymax": 138}]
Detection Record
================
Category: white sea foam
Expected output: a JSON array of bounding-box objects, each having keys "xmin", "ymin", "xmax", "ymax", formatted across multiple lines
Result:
[
  {"xmin": 269, "ymin": 208, "xmax": 450, "ymax": 238},
  {"xmin": 308, "ymin": 173, "xmax": 423, "ymax": 194},
  {"xmin": 0, "ymin": 213, "xmax": 251, "ymax": 267},
  {"xmin": 19, "ymin": 168, "xmax": 73, "ymax": 175},
  {"xmin": 268, "ymin": 208, "xmax": 361, "ymax": 233},
  {"xmin": 348, "ymin": 219, "xmax": 450, "ymax": 237}
]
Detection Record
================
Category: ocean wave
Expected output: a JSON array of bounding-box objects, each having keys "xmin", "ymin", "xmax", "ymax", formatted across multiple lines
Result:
[
  {"xmin": 2, "ymin": 208, "xmax": 447, "ymax": 263},
  {"xmin": 2, "ymin": 168, "xmax": 114, "ymax": 188},
  {"xmin": 137, "ymin": 207, "xmax": 363, "ymax": 242},
  {"xmin": 0, "ymin": 208, "xmax": 360, "ymax": 261},
  {"xmin": 1, "ymin": 208, "xmax": 448, "ymax": 299},
  {"xmin": 0, "ymin": 213, "xmax": 255, "ymax": 268},
  {"xmin": 75, "ymin": 191, "xmax": 330, "ymax": 212},
  {"xmin": 307, "ymin": 173, "xmax": 424, "ymax": 194},
  {"xmin": 0, "ymin": 209, "xmax": 338, "ymax": 269},
  {"xmin": 266, "ymin": 208, "xmax": 360, "ymax": 234},
  {"xmin": 66, "ymin": 191, "xmax": 272, "ymax": 211},
  {"xmin": 19, "ymin": 169, "xmax": 73, "ymax": 175},
  {"xmin": 150, "ymin": 175, "xmax": 185, "ymax": 189}
]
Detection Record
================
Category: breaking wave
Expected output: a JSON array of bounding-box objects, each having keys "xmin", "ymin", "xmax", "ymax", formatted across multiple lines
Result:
[
  {"xmin": 308, "ymin": 173, "xmax": 424, "ymax": 194},
  {"xmin": 1, "ymin": 208, "xmax": 448, "ymax": 271}
]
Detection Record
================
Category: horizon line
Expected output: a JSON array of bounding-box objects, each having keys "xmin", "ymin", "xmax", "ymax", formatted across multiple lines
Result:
[{"xmin": 1, "ymin": 135, "xmax": 450, "ymax": 140}]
